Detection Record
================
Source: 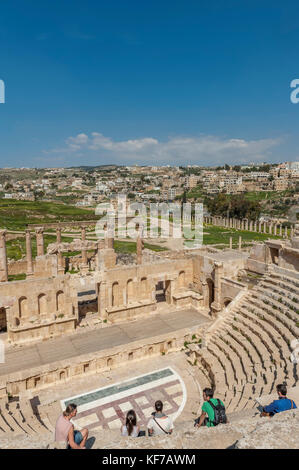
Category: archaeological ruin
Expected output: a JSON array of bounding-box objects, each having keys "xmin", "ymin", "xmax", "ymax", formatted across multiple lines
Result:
[{"xmin": 0, "ymin": 219, "xmax": 298, "ymax": 449}]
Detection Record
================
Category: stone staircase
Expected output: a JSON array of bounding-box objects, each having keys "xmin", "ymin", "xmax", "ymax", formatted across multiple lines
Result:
[
  {"xmin": 188, "ymin": 268, "xmax": 299, "ymax": 413},
  {"xmin": 0, "ymin": 396, "xmax": 53, "ymax": 439}
]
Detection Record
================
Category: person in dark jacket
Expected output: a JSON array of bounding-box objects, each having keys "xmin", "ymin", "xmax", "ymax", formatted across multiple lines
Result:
[{"xmin": 261, "ymin": 384, "xmax": 297, "ymax": 417}]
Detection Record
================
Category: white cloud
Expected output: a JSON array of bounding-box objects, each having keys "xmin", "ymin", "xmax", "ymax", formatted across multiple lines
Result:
[{"xmin": 44, "ymin": 132, "xmax": 281, "ymax": 165}]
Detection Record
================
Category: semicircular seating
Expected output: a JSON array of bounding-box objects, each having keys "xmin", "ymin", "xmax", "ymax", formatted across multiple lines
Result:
[{"xmin": 191, "ymin": 269, "xmax": 299, "ymax": 413}]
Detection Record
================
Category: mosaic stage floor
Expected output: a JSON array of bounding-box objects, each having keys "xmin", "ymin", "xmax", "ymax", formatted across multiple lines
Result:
[{"xmin": 61, "ymin": 367, "xmax": 186, "ymax": 431}]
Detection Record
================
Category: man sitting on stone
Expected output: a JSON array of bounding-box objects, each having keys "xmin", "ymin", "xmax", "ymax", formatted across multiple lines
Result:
[
  {"xmin": 195, "ymin": 388, "xmax": 227, "ymax": 427},
  {"xmin": 55, "ymin": 403, "xmax": 89, "ymax": 449},
  {"xmin": 147, "ymin": 400, "xmax": 173, "ymax": 436},
  {"xmin": 261, "ymin": 383, "xmax": 297, "ymax": 417}
]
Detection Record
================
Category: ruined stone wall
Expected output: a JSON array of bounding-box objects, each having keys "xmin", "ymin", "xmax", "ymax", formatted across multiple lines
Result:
[
  {"xmin": 278, "ymin": 247, "xmax": 299, "ymax": 271},
  {"xmin": 3, "ymin": 324, "xmax": 203, "ymax": 397},
  {"xmin": 0, "ymin": 274, "xmax": 77, "ymax": 344}
]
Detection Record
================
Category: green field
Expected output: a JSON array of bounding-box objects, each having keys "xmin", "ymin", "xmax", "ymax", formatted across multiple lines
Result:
[
  {"xmin": 114, "ymin": 240, "xmax": 167, "ymax": 253},
  {"xmin": 203, "ymin": 224, "xmax": 282, "ymax": 247},
  {"xmin": 243, "ymin": 190, "xmax": 295, "ymax": 202},
  {"xmin": 0, "ymin": 199, "xmax": 97, "ymax": 231},
  {"xmin": 6, "ymin": 235, "xmax": 74, "ymax": 260}
]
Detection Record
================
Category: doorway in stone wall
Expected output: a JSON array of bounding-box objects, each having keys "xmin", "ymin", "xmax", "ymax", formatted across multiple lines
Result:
[
  {"xmin": 78, "ymin": 300, "xmax": 98, "ymax": 322},
  {"xmin": 155, "ymin": 281, "xmax": 166, "ymax": 303},
  {"xmin": 207, "ymin": 278, "xmax": 214, "ymax": 308},
  {"xmin": 0, "ymin": 307, "xmax": 7, "ymax": 332}
]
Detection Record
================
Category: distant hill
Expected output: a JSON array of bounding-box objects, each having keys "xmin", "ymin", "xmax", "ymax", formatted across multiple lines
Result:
[{"xmin": 67, "ymin": 165, "xmax": 121, "ymax": 171}]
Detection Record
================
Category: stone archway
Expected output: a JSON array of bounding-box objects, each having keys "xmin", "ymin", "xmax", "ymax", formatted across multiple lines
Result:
[
  {"xmin": 19, "ymin": 296, "xmax": 28, "ymax": 318},
  {"xmin": 223, "ymin": 297, "xmax": 232, "ymax": 308},
  {"xmin": 126, "ymin": 279, "xmax": 133, "ymax": 304},
  {"xmin": 38, "ymin": 293, "xmax": 47, "ymax": 315},
  {"xmin": 112, "ymin": 282, "xmax": 119, "ymax": 307},
  {"xmin": 178, "ymin": 271, "xmax": 185, "ymax": 288},
  {"xmin": 56, "ymin": 291, "xmax": 65, "ymax": 312}
]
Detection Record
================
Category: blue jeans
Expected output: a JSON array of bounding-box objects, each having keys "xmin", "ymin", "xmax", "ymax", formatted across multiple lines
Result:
[{"xmin": 68, "ymin": 430, "xmax": 83, "ymax": 449}]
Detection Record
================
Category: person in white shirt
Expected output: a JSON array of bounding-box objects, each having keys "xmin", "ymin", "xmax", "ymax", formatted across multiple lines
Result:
[
  {"xmin": 147, "ymin": 400, "xmax": 173, "ymax": 436},
  {"xmin": 121, "ymin": 409, "xmax": 140, "ymax": 437}
]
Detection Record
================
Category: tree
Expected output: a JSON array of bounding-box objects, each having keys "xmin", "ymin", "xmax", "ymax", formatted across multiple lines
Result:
[{"xmin": 206, "ymin": 194, "xmax": 261, "ymax": 220}]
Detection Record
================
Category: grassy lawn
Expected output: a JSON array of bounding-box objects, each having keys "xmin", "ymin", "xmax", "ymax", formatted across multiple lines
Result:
[
  {"xmin": 114, "ymin": 240, "xmax": 167, "ymax": 254},
  {"xmin": 203, "ymin": 224, "xmax": 282, "ymax": 246},
  {"xmin": 0, "ymin": 199, "xmax": 97, "ymax": 231},
  {"xmin": 6, "ymin": 235, "xmax": 73, "ymax": 260},
  {"xmin": 8, "ymin": 273, "xmax": 26, "ymax": 281}
]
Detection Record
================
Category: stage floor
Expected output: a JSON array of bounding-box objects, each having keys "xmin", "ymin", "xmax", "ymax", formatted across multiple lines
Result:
[{"xmin": 61, "ymin": 367, "xmax": 186, "ymax": 431}]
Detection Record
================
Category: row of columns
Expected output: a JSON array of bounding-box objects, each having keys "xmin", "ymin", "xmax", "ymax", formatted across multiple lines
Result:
[
  {"xmin": 0, "ymin": 222, "xmax": 143, "ymax": 282},
  {"xmin": 204, "ymin": 216, "xmax": 293, "ymax": 238}
]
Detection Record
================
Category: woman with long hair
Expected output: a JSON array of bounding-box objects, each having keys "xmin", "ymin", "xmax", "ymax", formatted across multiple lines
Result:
[{"xmin": 121, "ymin": 409, "xmax": 140, "ymax": 437}]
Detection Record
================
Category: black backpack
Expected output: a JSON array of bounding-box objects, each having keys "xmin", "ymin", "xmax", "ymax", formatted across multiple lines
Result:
[{"xmin": 208, "ymin": 399, "xmax": 227, "ymax": 426}]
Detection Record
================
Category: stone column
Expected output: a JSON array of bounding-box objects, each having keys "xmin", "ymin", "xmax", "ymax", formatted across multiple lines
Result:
[
  {"xmin": 55, "ymin": 227, "xmax": 64, "ymax": 274},
  {"xmin": 0, "ymin": 230, "xmax": 8, "ymax": 282},
  {"xmin": 136, "ymin": 233, "xmax": 143, "ymax": 265},
  {"xmin": 95, "ymin": 239, "xmax": 105, "ymax": 271},
  {"xmin": 279, "ymin": 225, "xmax": 282, "ymax": 236},
  {"xmin": 202, "ymin": 281, "xmax": 209, "ymax": 308},
  {"xmin": 57, "ymin": 250, "xmax": 64, "ymax": 274},
  {"xmin": 284, "ymin": 226, "xmax": 288, "ymax": 238},
  {"xmin": 229, "ymin": 237, "xmax": 232, "ymax": 249},
  {"xmin": 25, "ymin": 229, "xmax": 33, "ymax": 276},
  {"xmin": 238, "ymin": 236, "xmax": 242, "ymax": 251},
  {"xmin": 81, "ymin": 226, "xmax": 88, "ymax": 267},
  {"xmin": 254, "ymin": 221, "xmax": 257, "ymax": 232},
  {"xmin": 98, "ymin": 280, "xmax": 107, "ymax": 321},
  {"xmin": 263, "ymin": 222, "xmax": 267, "ymax": 234},
  {"xmin": 56, "ymin": 227, "xmax": 62, "ymax": 243},
  {"xmin": 258, "ymin": 221, "xmax": 262, "ymax": 232},
  {"xmin": 35, "ymin": 227, "xmax": 44, "ymax": 256},
  {"xmin": 211, "ymin": 262, "xmax": 223, "ymax": 315},
  {"xmin": 274, "ymin": 224, "xmax": 277, "ymax": 235}
]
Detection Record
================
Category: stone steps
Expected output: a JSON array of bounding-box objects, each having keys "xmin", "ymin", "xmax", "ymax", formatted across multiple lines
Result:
[
  {"xmin": 246, "ymin": 296, "xmax": 298, "ymax": 341},
  {"xmin": 209, "ymin": 336, "xmax": 247, "ymax": 389},
  {"xmin": 253, "ymin": 289, "xmax": 299, "ymax": 327},
  {"xmin": 267, "ymin": 272, "xmax": 299, "ymax": 291},
  {"xmin": 260, "ymin": 279, "xmax": 299, "ymax": 303},
  {"xmin": 238, "ymin": 306, "xmax": 291, "ymax": 369},
  {"xmin": 207, "ymin": 342, "xmax": 235, "ymax": 388},
  {"xmin": 215, "ymin": 333, "xmax": 255, "ymax": 383}
]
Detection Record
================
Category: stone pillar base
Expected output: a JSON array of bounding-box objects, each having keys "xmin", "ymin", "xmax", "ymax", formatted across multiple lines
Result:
[{"xmin": 210, "ymin": 301, "xmax": 222, "ymax": 318}]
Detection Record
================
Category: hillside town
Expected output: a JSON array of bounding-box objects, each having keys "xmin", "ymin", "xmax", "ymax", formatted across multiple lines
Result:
[
  {"xmin": 0, "ymin": 162, "xmax": 298, "ymax": 225},
  {"xmin": 0, "ymin": 161, "xmax": 298, "ymax": 201}
]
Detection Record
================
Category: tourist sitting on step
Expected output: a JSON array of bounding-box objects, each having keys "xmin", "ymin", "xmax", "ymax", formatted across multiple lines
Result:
[
  {"xmin": 194, "ymin": 388, "xmax": 228, "ymax": 428},
  {"xmin": 261, "ymin": 384, "xmax": 297, "ymax": 417},
  {"xmin": 55, "ymin": 403, "xmax": 89, "ymax": 449},
  {"xmin": 147, "ymin": 400, "xmax": 173, "ymax": 436},
  {"xmin": 121, "ymin": 410, "xmax": 140, "ymax": 437}
]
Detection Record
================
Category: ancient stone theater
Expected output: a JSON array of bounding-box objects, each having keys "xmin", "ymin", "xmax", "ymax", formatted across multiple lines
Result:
[{"xmin": 0, "ymin": 221, "xmax": 298, "ymax": 449}]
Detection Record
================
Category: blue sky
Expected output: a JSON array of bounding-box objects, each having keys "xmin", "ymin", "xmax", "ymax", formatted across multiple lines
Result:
[{"xmin": 0, "ymin": 0, "xmax": 299, "ymax": 167}]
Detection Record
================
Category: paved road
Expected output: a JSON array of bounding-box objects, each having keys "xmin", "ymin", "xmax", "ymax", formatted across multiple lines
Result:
[{"xmin": 0, "ymin": 309, "xmax": 209, "ymax": 376}]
